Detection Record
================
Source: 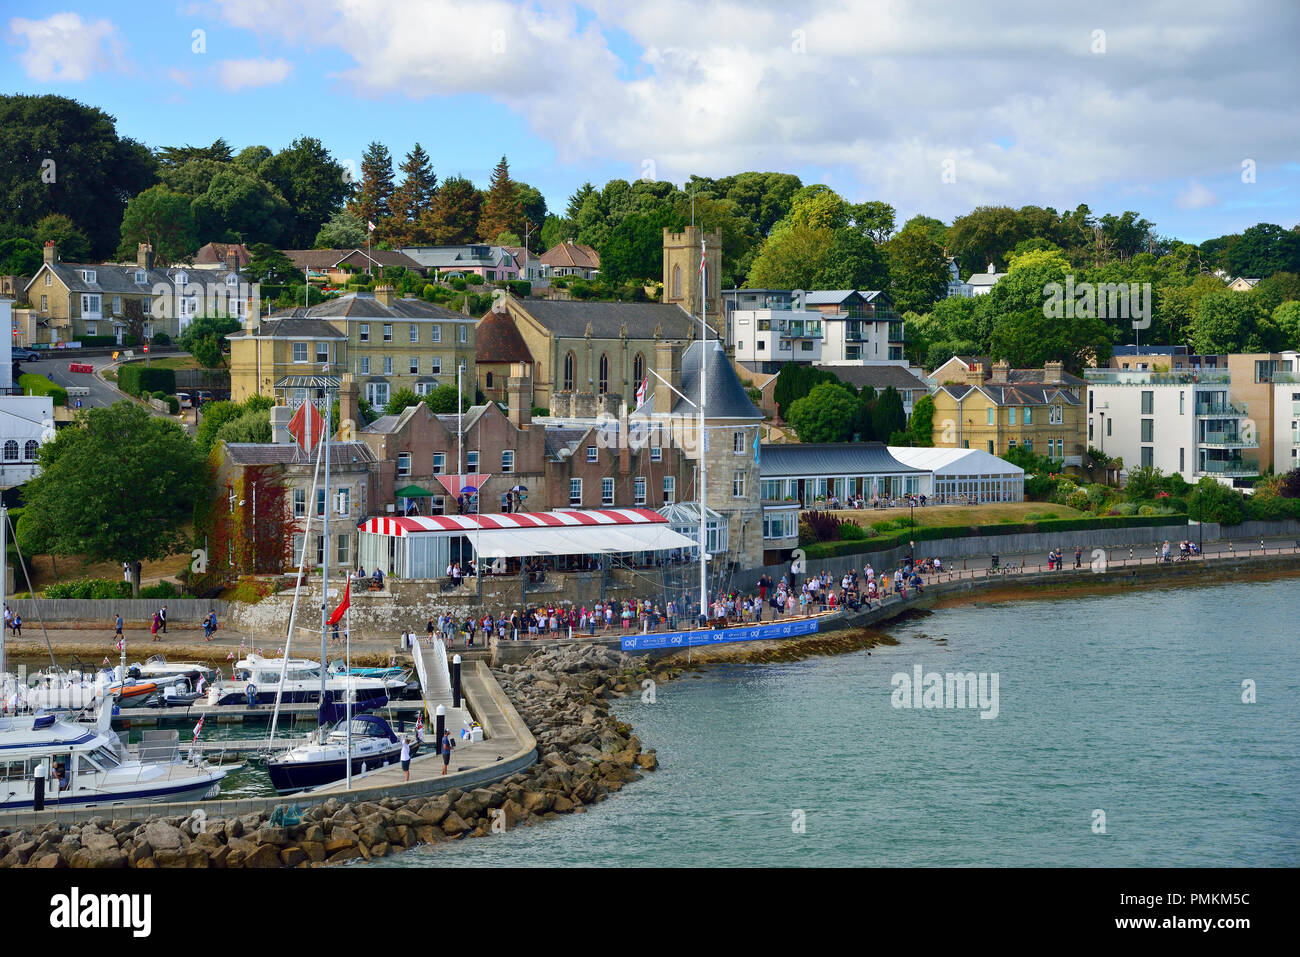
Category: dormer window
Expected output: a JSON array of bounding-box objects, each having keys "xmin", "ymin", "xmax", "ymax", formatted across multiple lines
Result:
[
  {"xmin": 226, "ymin": 273, "xmax": 238, "ymax": 286},
  {"xmin": 79, "ymin": 269, "xmax": 96, "ymax": 283},
  {"xmin": 174, "ymin": 270, "xmax": 188, "ymax": 286},
  {"xmin": 135, "ymin": 270, "xmax": 147, "ymax": 284}
]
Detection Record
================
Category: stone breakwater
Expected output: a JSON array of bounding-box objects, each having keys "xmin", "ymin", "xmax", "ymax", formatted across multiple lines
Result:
[{"xmin": 0, "ymin": 644, "xmax": 666, "ymax": 869}]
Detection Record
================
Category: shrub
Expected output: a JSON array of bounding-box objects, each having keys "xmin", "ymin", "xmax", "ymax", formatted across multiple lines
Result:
[
  {"xmin": 531, "ymin": 405, "xmax": 548, "ymax": 418},
  {"xmin": 139, "ymin": 581, "xmax": 178, "ymax": 599},
  {"xmin": 18, "ymin": 373, "xmax": 68, "ymax": 406},
  {"xmin": 152, "ymin": 333, "xmax": 171, "ymax": 345},
  {"xmin": 839, "ymin": 522, "xmax": 866, "ymax": 540},
  {"xmin": 465, "ymin": 273, "xmax": 484, "ymax": 285},
  {"xmin": 166, "ymin": 395, "xmax": 180, "ymax": 414},
  {"xmin": 1109, "ymin": 502, "xmax": 1138, "ymax": 516},
  {"xmin": 44, "ymin": 577, "xmax": 133, "ymax": 599},
  {"xmin": 506, "ymin": 280, "xmax": 531, "ymax": 297},
  {"xmin": 115, "ymin": 364, "xmax": 175, "ymax": 397},
  {"xmin": 802, "ymin": 510, "xmax": 844, "ymax": 542},
  {"xmin": 449, "ymin": 277, "xmax": 467, "ymax": 291}
]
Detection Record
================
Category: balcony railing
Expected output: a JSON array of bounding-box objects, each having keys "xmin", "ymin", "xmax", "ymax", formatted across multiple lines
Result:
[
  {"xmin": 1086, "ymin": 370, "xmax": 1231, "ymax": 385},
  {"xmin": 1199, "ymin": 431, "xmax": 1256, "ymax": 448},
  {"xmin": 778, "ymin": 321, "xmax": 822, "ymax": 338},
  {"xmin": 1195, "ymin": 400, "xmax": 1250, "ymax": 417},
  {"xmin": 1199, "ymin": 457, "xmax": 1255, "ymax": 475},
  {"xmin": 887, "ymin": 323, "xmax": 906, "ymax": 343}
]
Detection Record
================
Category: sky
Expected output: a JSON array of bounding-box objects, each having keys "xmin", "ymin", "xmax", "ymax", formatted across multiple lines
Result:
[{"xmin": 3, "ymin": 0, "xmax": 1298, "ymax": 244}]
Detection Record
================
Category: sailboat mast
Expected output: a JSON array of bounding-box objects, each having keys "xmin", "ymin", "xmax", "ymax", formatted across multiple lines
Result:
[
  {"xmin": 320, "ymin": 381, "xmax": 330, "ymax": 707},
  {"xmin": 698, "ymin": 236, "xmax": 707, "ymax": 624},
  {"xmin": 1, "ymin": 505, "xmax": 7, "ymax": 680}
]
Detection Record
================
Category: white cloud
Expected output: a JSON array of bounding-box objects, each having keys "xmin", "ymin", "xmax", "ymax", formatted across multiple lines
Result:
[
  {"xmin": 9, "ymin": 12, "xmax": 122, "ymax": 82},
  {"xmin": 208, "ymin": 0, "xmax": 1300, "ymax": 220},
  {"xmin": 217, "ymin": 57, "xmax": 292, "ymax": 92},
  {"xmin": 1174, "ymin": 182, "xmax": 1218, "ymax": 211}
]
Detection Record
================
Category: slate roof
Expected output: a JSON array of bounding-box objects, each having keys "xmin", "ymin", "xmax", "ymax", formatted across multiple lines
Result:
[
  {"xmin": 263, "ymin": 292, "xmax": 466, "ymax": 322},
  {"xmin": 759, "ymin": 442, "xmax": 922, "ymax": 478},
  {"xmin": 281, "ymin": 249, "xmax": 425, "ymax": 271},
  {"xmin": 27, "ymin": 262, "xmax": 240, "ymax": 296},
  {"xmin": 222, "ymin": 440, "xmax": 376, "ymax": 466},
  {"xmin": 396, "ymin": 245, "xmax": 515, "ymax": 270},
  {"xmin": 228, "ymin": 318, "xmax": 346, "ymax": 340},
  {"xmin": 194, "ymin": 243, "xmax": 251, "ymax": 268},
  {"xmin": 476, "ymin": 309, "xmax": 534, "ymax": 363},
  {"xmin": 937, "ymin": 383, "xmax": 1082, "ymax": 406},
  {"xmin": 672, "ymin": 340, "xmax": 763, "ymax": 419},
  {"xmin": 543, "ymin": 426, "xmax": 590, "ymax": 461},
  {"xmin": 815, "ymin": 364, "xmax": 929, "ymax": 392},
  {"xmin": 539, "ymin": 241, "xmax": 599, "ymax": 269},
  {"xmin": 515, "ymin": 300, "xmax": 696, "ymax": 339}
]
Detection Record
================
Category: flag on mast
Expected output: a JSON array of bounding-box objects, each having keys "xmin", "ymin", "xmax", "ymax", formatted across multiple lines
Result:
[
  {"xmin": 192, "ymin": 715, "xmax": 204, "ymax": 741},
  {"xmin": 367, "ymin": 220, "xmax": 376, "ymax": 233},
  {"xmin": 635, "ymin": 377, "xmax": 648, "ymax": 407},
  {"xmin": 327, "ymin": 577, "xmax": 351, "ymax": 626},
  {"xmin": 287, "ymin": 401, "xmax": 327, "ymax": 453}
]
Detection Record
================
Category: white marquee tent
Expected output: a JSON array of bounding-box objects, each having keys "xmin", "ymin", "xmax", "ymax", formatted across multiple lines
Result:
[{"xmin": 887, "ymin": 447, "xmax": 1024, "ymax": 503}]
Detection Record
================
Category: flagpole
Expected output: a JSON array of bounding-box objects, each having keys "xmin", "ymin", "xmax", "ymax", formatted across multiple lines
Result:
[
  {"xmin": 345, "ymin": 577, "xmax": 352, "ymax": 790},
  {"xmin": 320, "ymin": 374, "xmax": 331, "ymax": 719}
]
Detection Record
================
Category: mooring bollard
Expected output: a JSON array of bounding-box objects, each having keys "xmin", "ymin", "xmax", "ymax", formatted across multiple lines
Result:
[
  {"xmin": 451, "ymin": 655, "xmax": 462, "ymax": 709},
  {"xmin": 435, "ymin": 704, "xmax": 446, "ymax": 750},
  {"xmin": 33, "ymin": 763, "xmax": 45, "ymax": 812}
]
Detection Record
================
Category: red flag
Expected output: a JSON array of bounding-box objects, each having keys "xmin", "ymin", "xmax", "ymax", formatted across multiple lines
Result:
[
  {"xmin": 328, "ymin": 578, "xmax": 350, "ymax": 626},
  {"xmin": 288, "ymin": 401, "xmax": 326, "ymax": 452}
]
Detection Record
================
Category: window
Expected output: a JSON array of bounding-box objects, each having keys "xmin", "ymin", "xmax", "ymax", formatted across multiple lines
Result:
[
  {"xmin": 1180, "ymin": 391, "xmax": 1185, "ymax": 415},
  {"xmin": 672, "ymin": 264, "xmax": 681, "ymax": 299},
  {"xmin": 734, "ymin": 431, "xmax": 745, "ymax": 454},
  {"xmin": 563, "ymin": 352, "xmax": 576, "ymax": 391},
  {"xmin": 1140, "ymin": 419, "xmax": 1153, "ymax": 442},
  {"xmin": 112, "ymin": 295, "xmax": 121, "ymax": 315},
  {"xmin": 458, "ymin": 325, "xmax": 466, "ymax": 343},
  {"xmin": 23, "ymin": 440, "xmax": 38, "ymax": 461},
  {"xmin": 1008, "ymin": 408, "xmax": 1017, "ymax": 426},
  {"xmin": 757, "ymin": 341, "xmax": 766, "ymax": 351},
  {"xmin": 501, "ymin": 450, "xmax": 514, "ymax": 473},
  {"xmin": 602, "ymin": 477, "xmax": 614, "ymax": 505},
  {"xmin": 987, "ymin": 408, "xmax": 995, "ymax": 426},
  {"xmin": 79, "ymin": 269, "xmax": 96, "ymax": 283},
  {"xmin": 467, "ymin": 451, "xmax": 479, "ymax": 470},
  {"xmin": 40, "ymin": 295, "xmax": 47, "ymax": 311},
  {"xmin": 45, "ymin": 273, "xmax": 52, "ymax": 286},
  {"xmin": 365, "ymin": 382, "xmax": 389, "ymax": 407},
  {"xmin": 1141, "ymin": 447, "xmax": 1153, "ymax": 468},
  {"xmin": 633, "ymin": 353, "xmax": 645, "ymax": 388},
  {"xmin": 316, "ymin": 536, "xmax": 326, "ymax": 566},
  {"xmin": 569, "ymin": 478, "xmax": 582, "ymax": 506},
  {"xmin": 359, "ymin": 356, "xmax": 371, "ymax": 375},
  {"xmin": 1141, "ymin": 391, "xmax": 1154, "ymax": 415},
  {"xmin": 337, "ymin": 534, "xmax": 350, "ymax": 566},
  {"xmin": 292, "ymin": 534, "xmax": 306, "ymax": 565},
  {"xmin": 1179, "ymin": 448, "xmax": 1185, "ymax": 473},
  {"xmin": 383, "ymin": 356, "xmax": 393, "ymax": 375},
  {"xmin": 1050, "ymin": 405, "xmax": 1063, "ymax": 425},
  {"xmin": 430, "ymin": 357, "xmax": 441, "ymax": 374},
  {"xmin": 316, "ymin": 488, "xmax": 327, "ymax": 516},
  {"xmin": 586, "ymin": 446, "xmax": 598, "ymax": 462},
  {"xmin": 5, "ymin": 441, "xmax": 20, "ymax": 462},
  {"xmin": 485, "ymin": 372, "xmax": 493, "ymax": 389},
  {"xmin": 1023, "ymin": 407, "xmax": 1032, "ymax": 425},
  {"xmin": 397, "ymin": 453, "xmax": 411, "ymax": 477},
  {"xmin": 433, "ymin": 452, "xmax": 445, "ymax": 474},
  {"xmin": 733, "ymin": 470, "xmax": 747, "ymax": 498},
  {"xmin": 663, "ymin": 475, "xmax": 675, "ymax": 504},
  {"xmin": 359, "ymin": 324, "xmax": 370, "ymax": 342},
  {"xmin": 80, "ymin": 294, "xmax": 101, "ymax": 315},
  {"xmin": 314, "ymin": 341, "xmax": 329, "ymax": 363},
  {"xmin": 651, "ymin": 446, "xmax": 662, "ymax": 462},
  {"xmin": 84, "ymin": 322, "xmax": 96, "ymax": 336},
  {"xmin": 293, "ymin": 342, "xmax": 308, "ymax": 362},
  {"xmin": 410, "ymin": 357, "xmax": 419, "ymax": 374},
  {"xmin": 409, "ymin": 324, "xmax": 419, "ymax": 342},
  {"xmin": 598, "ymin": 354, "xmax": 609, "ymax": 394},
  {"xmin": 383, "ymin": 324, "xmax": 393, "ymax": 342},
  {"xmin": 800, "ymin": 341, "xmax": 813, "ymax": 352},
  {"xmin": 293, "ymin": 488, "xmax": 306, "ymax": 518},
  {"xmin": 431, "ymin": 325, "xmax": 441, "ymax": 343},
  {"xmin": 337, "ymin": 488, "xmax": 350, "ymax": 514},
  {"xmin": 1106, "ymin": 419, "xmax": 1112, "ymax": 437},
  {"xmin": 134, "ymin": 269, "xmax": 146, "ymax": 285},
  {"xmin": 987, "ymin": 440, "xmax": 994, "ymax": 453},
  {"xmin": 634, "ymin": 476, "xmax": 646, "ymax": 505}
]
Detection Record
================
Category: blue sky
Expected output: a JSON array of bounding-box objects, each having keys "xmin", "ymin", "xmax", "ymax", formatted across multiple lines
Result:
[{"xmin": 4, "ymin": 0, "xmax": 1299, "ymax": 243}]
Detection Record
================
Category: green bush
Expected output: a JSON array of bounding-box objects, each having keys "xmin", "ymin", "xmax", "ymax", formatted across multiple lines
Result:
[
  {"xmin": 505, "ymin": 279, "xmax": 531, "ymax": 297},
  {"xmin": 165, "ymin": 396, "xmax": 180, "ymax": 414},
  {"xmin": 531, "ymin": 405, "xmax": 548, "ymax": 418},
  {"xmin": 839, "ymin": 522, "xmax": 866, "ymax": 540},
  {"xmin": 139, "ymin": 581, "xmax": 178, "ymax": 599},
  {"xmin": 449, "ymin": 277, "xmax": 467, "ymax": 291},
  {"xmin": 465, "ymin": 273, "xmax": 484, "ymax": 285},
  {"xmin": 152, "ymin": 333, "xmax": 171, "ymax": 345},
  {"xmin": 1108, "ymin": 502, "xmax": 1138, "ymax": 516},
  {"xmin": 18, "ymin": 373, "xmax": 68, "ymax": 406},
  {"xmin": 115, "ymin": 364, "xmax": 176, "ymax": 397},
  {"xmin": 44, "ymin": 577, "xmax": 133, "ymax": 599}
]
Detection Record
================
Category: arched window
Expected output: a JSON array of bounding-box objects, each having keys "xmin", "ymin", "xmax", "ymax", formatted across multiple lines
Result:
[
  {"xmin": 598, "ymin": 353, "xmax": 609, "ymax": 394},
  {"xmin": 672, "ymin": 265, "xmax": 682, "ymax": 299},
  {"xmin": 485, "ymin": 372, "xmax": 494, "ymax": 389},
  {"xmin": 23, "ymin": 440, "xmax": 39, "ymax": 461},
  {"xmin": 633, "ymin": 352, "xmax": 645, "ymax": 388},
  {"xmin": 563, "ymin": 352, "xmax": 575, "ymax": 391},
  {"xmin": 3, "ymin": 441, "xmax": 18, "ymax": 462}
]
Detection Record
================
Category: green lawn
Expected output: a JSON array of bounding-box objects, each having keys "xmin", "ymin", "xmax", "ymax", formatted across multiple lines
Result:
[
  {"xmin": 840, "ymin": 502, "xmax": 1088, "ymax": 529},
  {"xmin": 122, "ymin": 355, "xmax": 206, "ymax": 371}
]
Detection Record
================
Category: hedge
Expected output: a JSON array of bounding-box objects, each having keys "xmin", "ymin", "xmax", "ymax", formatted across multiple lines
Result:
[
  {"xmin": 115, "ymin": 363, "xmax": 176, "ymax": 397},
  {"xmin": 18, "ymin": 373, "xmax": 68, "ymax": 406},
  {"xmin": 79, "ymin": 335, "xmax": 139, "ymax": 347},
  {"xmin": 44, "ymin": 577, "xmax": 133, "ymax": 599},
  {"xmin": 800, "ymin": 514, "xmax": 1191, "ymax": 560}
]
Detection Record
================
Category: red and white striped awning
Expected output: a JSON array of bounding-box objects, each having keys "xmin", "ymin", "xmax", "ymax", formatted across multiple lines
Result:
[{"xmin": 358, "ymin": 508, "xmax": 694, "ymax": 557}]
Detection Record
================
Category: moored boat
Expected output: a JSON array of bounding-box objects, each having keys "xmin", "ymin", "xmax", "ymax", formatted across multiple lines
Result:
[{"xmin": 266, "ymin": 711, "xmax": 418, "ymax": 794}]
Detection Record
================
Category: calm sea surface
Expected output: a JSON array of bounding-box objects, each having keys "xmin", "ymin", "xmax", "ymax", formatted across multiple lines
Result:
[{"xmin": 361, "ymin": 579, "xmax": 1294, "ymax": 866}]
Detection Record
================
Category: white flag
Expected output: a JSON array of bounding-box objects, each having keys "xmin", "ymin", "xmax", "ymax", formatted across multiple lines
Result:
[{"xmin": 367, "ymin": 220, "xmax": 376, "ymax": 233}]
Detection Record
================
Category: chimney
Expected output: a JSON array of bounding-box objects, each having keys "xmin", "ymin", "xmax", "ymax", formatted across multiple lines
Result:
[
  {"xmin": 1043, "ymin": 360, "xmax": 1064, "ymax": 384},
  {"xmin": 270, "ymin": 405, "xmax": 295, "ymax": 445},
  {"xmin": 965, "ymin": 361, "xmax": 986, "ymax": 386},
  {"xmin": 137, "ymin": 243, "xmax": 154, "ymax": 271},
  {"xmin": 990, "ymin": 359, "xmax": 1010, "ymax": 384},
  {"xmin": 339, "ymin": 373, "xmax": 360, "ymax": 434},
  {"xmin": 653, "ymin": 340, "xmax": 683, "ymax": 413},
  {"xmin": 507, "ymin": 362, "xmax": 531, "ymax": 429},
  {"xmin": 375, "ymin": 284, "xmax": 394, "ymax": 307},
  {"xmin": 43, "ymin": 241, "xmax": 58, "ymax": 265}
]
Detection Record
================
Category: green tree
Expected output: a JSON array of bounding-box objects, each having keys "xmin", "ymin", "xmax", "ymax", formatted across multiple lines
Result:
[
  {"xmin": 906, "ymin": 393, "xmax": 936, "ymax": 447},
  {"xmin": 871, "ymin": 386, "xmax": 906, "ymax": 441},
  {"xmin": 0, "ymin": 94, "xmax": 158, "ymax": 258},
  {"xmin": 478, "ymin": 156, "xmax": 523, "ymax": 242},
  {"xmin": 1226, "ymin": 223, "xmax": 1300, "ymax": 278},
  {"xmin": 0, "ymin": 237, "xmax": 42, "ymax": 275},
  {"xmin": 423, "ymin": 175, "xmax": 482, "ymax": 245},
  {"xmin": 901, "ymin": 214, "xmax": 948, "ymax": 247},
  {"xmin": 384, "ymin": 387, "xmax": 423, "ymax": 416},
  {"xmin": 156, "ymin": 139, "xmax": 232, "ymax": 169},
  {"xmin": 719, "ymin": 171, "xmax": 802, "ymax": 236},
  {"xmin": 1191, "ymin": 291, "xmax": 1275, "ymax": 353},
  {"xmin": 788, "ymin": 381, "xmax": 858, "ymax": 443},
  {"xmin": 245, "ymin": 243, "xmax": 299, "ymax": 285},
  {"xmin": 539, "ymin": 214, "xmax": 569, "ymax": 251},
  {"xmin": 1274, "ymin": 300, "xmax": 1300, "ymax": 349},
  {"xmin": 258, "ymin": 137, "xmax": 352, "ymax": 247},
  {"xmin": 116, "ymin": 186, "xmax": 198, "ymax": 265},
  {"xmin": 313, "ymin": 209, "xmax": 369, "ymax": 249},
  {"xmin": 887, "ymin": 226, "xmax": 949, "ymax": 313},
  {"xmin": 346, "ymin": 141, "xmax": 395, "ymax": 233},
  {"xmin": 34, "ymin": 213, "xmax": 92, "ymax": 261},
  {"xmin": 213, "ymin": 407, "xmax": 271, "ymax": 444},
  {"xmin": 1187, "ymin": 476, "xmax": 1244, "ymax": 525},
  {"xmin": 422, "ymin": 384, "xmax": 475, "ymax": 415},
  {"xmin": 849, "ymin": 201, "xmax": 896, "ymax": 244},
  {"xmin": 746, "ymin": 223, "xmax": 834, "ymax": 289},
  {"xmin": 945, "ymin": 206, "xmax": 1026, "ymax": 273},
  {"xmin": 232, "ymin": 145, "xmax": 272, "ymax": 171},
  {"xmin": 598, "ymin": 206, "xmax": 684, "ymax": 283},
  {"xmin": 20, "ymin": 402, "xmax": 203, "ymax": 596},
  {"xmin": 386, "ymin": 143, "xmax": 437, "ymax": 245},
  {"xmin": 191, "ymin": 168, "xmax": 290, "ymax": 246},
  {"xmin": 817, "ymin": 228, "xmax": 889, "ymax": 290}
]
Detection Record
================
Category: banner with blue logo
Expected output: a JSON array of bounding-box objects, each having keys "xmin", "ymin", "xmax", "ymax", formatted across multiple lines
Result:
[{"xmin": 621, "ymin": 617, "xmax": 819, "ymax": 652}]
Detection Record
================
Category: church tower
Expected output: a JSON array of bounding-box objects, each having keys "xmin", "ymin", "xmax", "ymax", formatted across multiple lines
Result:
[{"xmin": 662, "ymin": 225, "xmax": 722, "ymax": 333}]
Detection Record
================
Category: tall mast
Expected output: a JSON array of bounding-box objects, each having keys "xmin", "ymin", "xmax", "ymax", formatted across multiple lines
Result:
[
  {"xmin": 319, "ymin": 378, "xmax": 330, "ymax": 709},
  {"xmin": 1, "ymin": 505, "xmax": 7, "ymax": 680},
  {"xmin": 698, "ymin": 235, "xmax": 707, "ymax": 623}
]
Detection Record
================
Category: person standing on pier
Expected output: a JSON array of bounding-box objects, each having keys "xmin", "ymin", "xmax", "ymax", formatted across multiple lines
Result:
[
  {"xmin": 159, "ymin": 605, "xmax": 168, "ymax": 634},
  {"xmin": 400, "ymin": 736, "xmax": 412, "ymax": 782},
  {"xmin": 440, "ymin": 728, "xmax": 455, "ymax": 775}
]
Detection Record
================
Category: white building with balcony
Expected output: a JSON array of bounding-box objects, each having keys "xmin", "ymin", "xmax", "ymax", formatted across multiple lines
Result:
[
  {"xmin": 1271, "ymin": 370, "xmax": 1300, "ymax": 471},
  {"xmin": 731, "ymin": 299, "xmax": 823, "ymax": 373},
  {"xmin": 1084, "ymin": 369, "xmax": 1258, "ymax": 482},
  {"xmin": 729, "ymin": 289, "xmax": 908, "ymax": 375}
]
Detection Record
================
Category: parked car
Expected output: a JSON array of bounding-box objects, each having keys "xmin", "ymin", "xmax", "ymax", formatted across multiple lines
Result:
[
  {"xmin": 176, "ymin": 392, "xmax": 193, "ymax": 409},
  {"xmin": 21, "ymin": 351, "xmax": 39, "ymax": 362}
]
